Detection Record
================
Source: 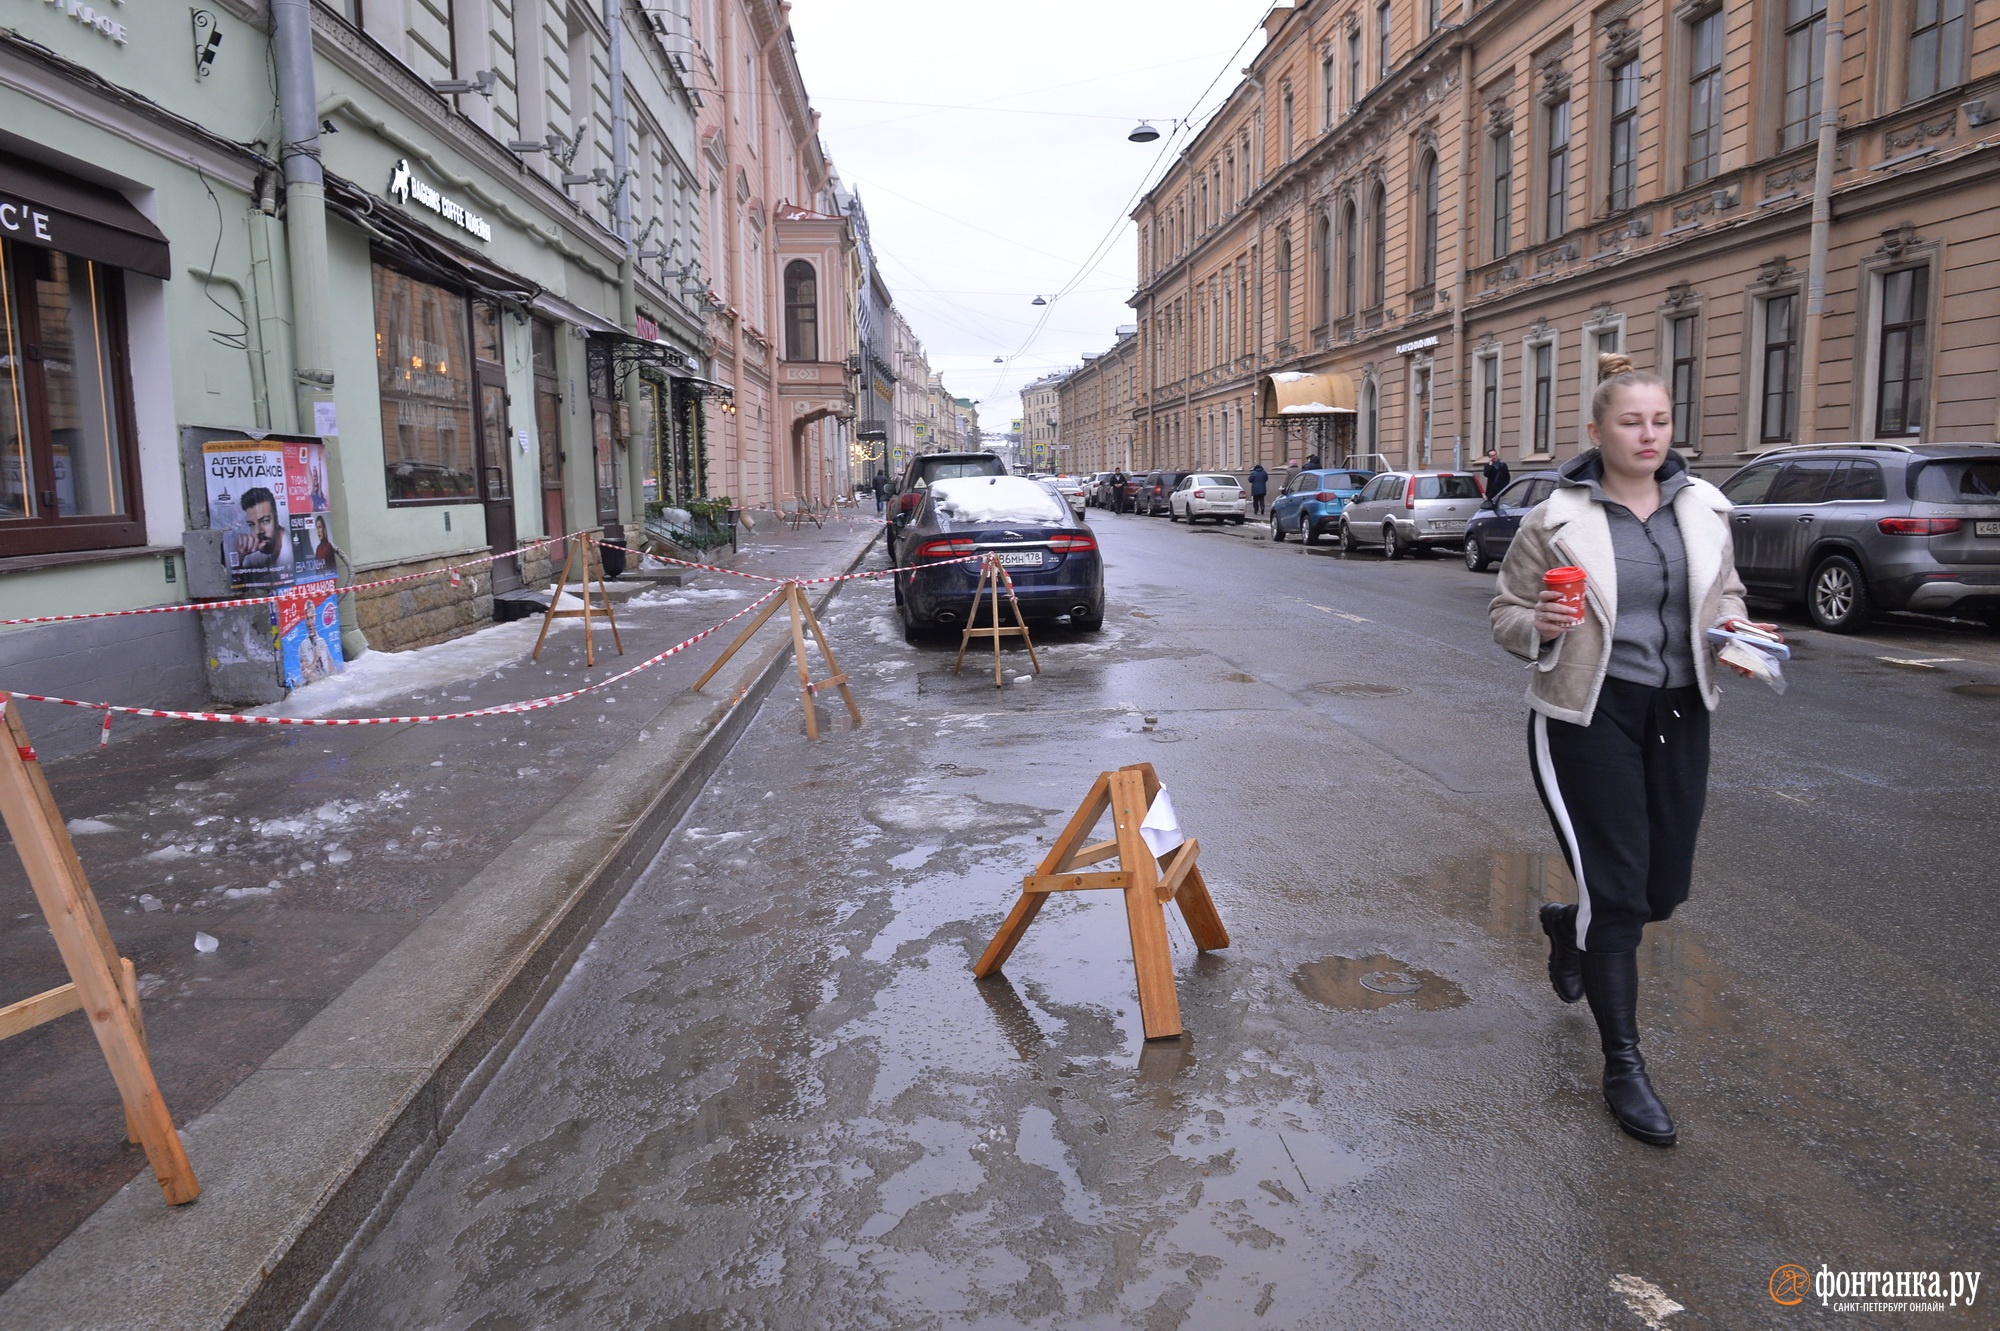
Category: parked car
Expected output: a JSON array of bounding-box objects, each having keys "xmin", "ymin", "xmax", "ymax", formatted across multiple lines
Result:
[
  {"xmin": 1339, "ymin": 470, "xmax": 1487, "ymax": 558},
  {"xmin": 1268, "ymin": 468, "xmax": 1375, "ymax": 544},
  {"xmin": 1096, "ymin": 473, "xmax": 1140, "ymax": 512},
  {"xmin": 1168, "ymin": 473, "xmax": 1249, "ymax": 524},
  {"xmin": 887, "ymin": 451, "xmax": 1008, "ymax": 556},
  {"xmin": 1716, "ymin": 442, "xmax": 2000, "ymax": 632},
  {"xmin": 1462, "ymin": 469, "xmax": 1562, "ymax": 570},
  {"xmin": 1137, "ymin": 469, "xmax": 1192, "ymax": 516},
  {"xmin": 892, "ymin": 475, "xmax": 1105, "ymax": 639},
  {"xmin": 1048, "ymin": 475, "xmax": 1089, "ymax": 516}
]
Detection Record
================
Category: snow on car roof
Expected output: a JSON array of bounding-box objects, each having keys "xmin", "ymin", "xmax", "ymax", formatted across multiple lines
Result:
[{"xmin": 931, "ymin": 475, "xmax": 1069, "ymax": 525}]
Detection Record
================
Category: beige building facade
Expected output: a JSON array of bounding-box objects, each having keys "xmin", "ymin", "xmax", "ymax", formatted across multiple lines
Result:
[
  {"xmin": 1054, "ymin": 328, "xmax": 1141, "ymax": 474},
  {"xmin": 1130, "ymin": 0, "xmax": 2000, "ymax": 484},
  {"xmin": 1021, "ymin": 374, "xmax": 1064, "ymax": 470}
]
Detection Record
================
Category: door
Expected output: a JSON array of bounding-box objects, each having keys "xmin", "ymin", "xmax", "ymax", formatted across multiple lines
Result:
[
  {"xmin": 586, "ymin": 339, "xmax": 619, "ymax": 529},
  {"xmin": 531, "ymin": 320, "xmax": 565, "ymax": 563},
  {"xmin": 1718, "ymin": 460, "xmax": 1785, "ymax": 592},
  {"xmin": 1762, "ymin": 459, "xmax": 1842, "ymax": 595},
  {"xmin": 472, "ymin": 300, "xmax": 519, "ymax": 593}
]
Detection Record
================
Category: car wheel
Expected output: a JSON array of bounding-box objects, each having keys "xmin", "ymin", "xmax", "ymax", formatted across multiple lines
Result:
[
  {"xmin": 1808, "ymin": 554, "xmax": 1873, "ymax": 633},
  {"xmin": 1168, "ymin": 506, "xmax": 1180, "ymax": 522},
  {"xmin": 1340, "ymin": 520, "xmax": 1360, "ymax": 553},
  {"xmin": 1300, "ymin": 519, "xmax": 1319, "ymax": 546},
  {"xmin": 1464, "ymin": 537, "xmax": 1490, "ymax": 572},
  {"xmin": 1271, "ymin": 515, "xmax": 1286, "ymax": 542},
  {"xmin": 1384, "ymin": 525, "xmax": 1405, "ymax": 560}
]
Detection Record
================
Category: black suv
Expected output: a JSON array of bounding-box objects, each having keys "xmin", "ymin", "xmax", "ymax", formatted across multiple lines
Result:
[
  {"xmin": 1716, "ymin": 443, "xmax": 2000, "ymax": 632},
  {"xmin": 887, "ymin": 451, "xmax": 1008, "ymax": 555},
  {"xmin": 1136, "ymin": 469, "xmax": 1192, "ymax": 516}
]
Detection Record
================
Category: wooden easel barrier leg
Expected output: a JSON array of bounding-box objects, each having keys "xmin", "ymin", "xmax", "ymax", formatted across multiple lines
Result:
[
  {"xmin": 953, "ymin": 557, "xmax": 1041, "ymax": 688},
  {"xmin": 693, "ymin": 581, "xmax": 861, "ymax": 740},
  {"xmin": 532, "ymin": 533, "xmax": 624, "ymax": 666},
  {"xmin": 0, "ymin": 700, "xmax": 198, "ymax": 1204},
  {"xmin": 973, "ymin": 762, "xmax": 1228, "ymax": 1040}
]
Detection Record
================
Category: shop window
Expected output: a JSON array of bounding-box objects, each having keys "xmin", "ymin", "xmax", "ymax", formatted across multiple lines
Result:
[
  {"xmin": 586, "ymin": 338, "xmax": 619, "ymax": 524},
  {"xmin": 783, "ymin": 259, "xmax": 818, "ymax": 362},
  {"xmin": 0, "ymin": 240, "xmax": 144, "ymax": 556},
  {"xmin": 373, "ymin": 261, "xmax": 479, "ymax": 504}
]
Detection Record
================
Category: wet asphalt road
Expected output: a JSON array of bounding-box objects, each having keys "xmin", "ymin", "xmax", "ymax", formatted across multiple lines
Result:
[{"xmin": 320, "ymin": 510, "xmax": 1997, "ymax": 1330}]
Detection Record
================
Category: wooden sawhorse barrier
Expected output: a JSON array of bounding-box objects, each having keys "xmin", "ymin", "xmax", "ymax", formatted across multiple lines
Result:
[
  {"xmin": 532, "ymin": 532, "xmax": 624, "ymax": 666},
  {"xmin": 692, "ymin": 580, "xmax": 861, "ymax": 741},
  {"xmin": 973, "ymin": 762, "xmax": 1228, "ymax": 1040},
  {"xmin": 0, "ymin": 700, "xmax": 199, "ymax": 1204},
  {"xmin": 953, "ymin": 556, "xmax": 1041, "ymax": 688}
]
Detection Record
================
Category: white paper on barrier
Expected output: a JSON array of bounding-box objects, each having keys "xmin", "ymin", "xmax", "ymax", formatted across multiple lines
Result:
[{"xmin": 1140, "ymin": 788, "xmax": 1185, "ymax": 857}]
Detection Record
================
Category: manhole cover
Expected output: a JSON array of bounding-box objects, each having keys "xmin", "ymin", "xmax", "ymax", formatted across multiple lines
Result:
[
  {"xmin": 1952, "ymin": 683, "xmax": 2000, "ymax": 698},
  {"xmin": 1293, "ymin": 954, "xmax": 1467, "ymax": 1012},
  {"xmin": 1358, "ymin": 970, "xmax": 1424, "ymax": 995},
  {"xmin": 1311, "ymin": 681, "xmax": 1408, "ymax": 698}
]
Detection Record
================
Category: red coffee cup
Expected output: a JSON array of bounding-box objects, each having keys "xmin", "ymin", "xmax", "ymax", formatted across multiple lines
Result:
[{"xmin": 1544, "ymin": 565, "xmax": 1587, "ymax": 621}]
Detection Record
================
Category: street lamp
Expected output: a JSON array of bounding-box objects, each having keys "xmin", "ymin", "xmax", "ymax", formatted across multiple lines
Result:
[
  {"xmin": 1031, "ymin": 295, "xmax": 1047, "ymax": 306},
  {"xmin": 1128, "ymin": 121, "xmax": 1161, "ymax": 143}
]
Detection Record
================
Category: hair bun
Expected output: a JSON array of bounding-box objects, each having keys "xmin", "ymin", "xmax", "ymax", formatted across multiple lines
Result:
[{"xmin": 1598, "ymin": 352, "xmax": 1636, "ymax": 378}]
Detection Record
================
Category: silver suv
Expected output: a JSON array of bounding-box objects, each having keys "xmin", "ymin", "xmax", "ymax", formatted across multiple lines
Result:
[
  {"xmin": 1717, "ymin": 442, "xmax": 2000, "ymax": 633},
  {"xmin": 1338, "ymin": 470, "xmax": 1486, "ymax": 558}
]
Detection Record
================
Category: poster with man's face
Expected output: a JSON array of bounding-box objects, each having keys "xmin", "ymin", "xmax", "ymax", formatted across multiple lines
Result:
[{"xmin": 202, "ymin": 439, "xmax": 343, "ymax": 687}]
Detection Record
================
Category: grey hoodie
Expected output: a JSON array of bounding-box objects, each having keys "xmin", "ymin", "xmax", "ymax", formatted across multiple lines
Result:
[{"xmin": 1555, "ymin": 449, "xmax": 1697, "ymax": 690}]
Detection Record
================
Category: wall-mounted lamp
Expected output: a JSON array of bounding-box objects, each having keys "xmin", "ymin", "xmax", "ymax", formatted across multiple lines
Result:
[{"xmin": 430, "ymin": 69, "xmax": 497, "ymax": 97}]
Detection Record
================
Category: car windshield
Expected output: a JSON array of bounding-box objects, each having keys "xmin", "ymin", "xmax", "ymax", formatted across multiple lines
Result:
[
  {"xmin": 1193, "ymin": 475, "xmax": 1235, "ymax": 487},
  {"xmin": 919, "ymin": 458, "xmax": 1005, "ymax": 484},
  {"xmin": 1915, "ymin": 460, "xmax": 2000, "ymax": 504},
  {"xmin": 931, "ymin": 475, "xmax": 1068, "ymax": 525},
  {"xmin": 1417, "ymin": 475, "xmax": 1483, "ymax": 500}
]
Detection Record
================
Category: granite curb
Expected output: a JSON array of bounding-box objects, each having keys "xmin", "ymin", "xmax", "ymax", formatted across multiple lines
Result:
[{"xmin": 0, "ymin": 530, "xmax": 881, "ymax": 1331}]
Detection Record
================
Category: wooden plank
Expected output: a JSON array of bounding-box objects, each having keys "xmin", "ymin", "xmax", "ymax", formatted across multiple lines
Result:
[
  {"xmin": 782, "ymin": 585, "xmax": 820, "ymax": 741},
  {"xmin": 1154, "ymin": 838, "xmax": 1200, "ymax": 903},
  {"xmin": 1023, "ymin": 871, "xmax": 1131, "ymax": 893},
  {"xmin": 0, "ymin": 979, "xmax": 81, "ymax": 1041},
  {"xmin": 0, "ymin": 703, "xmax": 198, "ymax": 1203},
  {"xmin": 1032, "ymin": 773, "xmax": 1110, "ymax": 877},
  {"xmin": 586, "ymin": 536, "xmax": 623, "ymax": 655},
  {"xmin": 692, "ymin": 586, "xmax": 786, "ymax": 691},
  {"xmin": 952, "ymin": 562, "xmax": 993, "ymax": 675},
  {"xmin": 531, "ymin": 539, "xmax": 582, "ymax": 661},
  {"xmin": 971, "ymin": 889, "xmax": 1048, "ymax": 977},
  {"xmin": 1055, "ymin": 838, "xmax": 1120, "ymax": 873},
  {"xmin": 797, "ymin": 590, "xmax": 863, "ymax": 727},
  {"xmin": 1108, "ymin": 768, "xmax": 1182, "ymax": 1040},
  {"xmin": 1173, "ymin": 862, "xmax": 1232, "ymax": 952}
]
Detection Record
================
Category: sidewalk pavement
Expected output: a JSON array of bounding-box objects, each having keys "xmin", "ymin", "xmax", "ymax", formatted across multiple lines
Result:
[{"xmin": 0, "ymin": 514, "xmax": 884, "ymax": 1326}]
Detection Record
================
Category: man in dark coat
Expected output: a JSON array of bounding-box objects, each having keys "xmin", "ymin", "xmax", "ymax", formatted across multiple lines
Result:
[
  {"xmin": 1482, "ymin": 449, "xmax": 1511, "ymax": 498},
  {"xmin": 1247, "ymin": 463, "xmax": 1269, "ymax": 516}
]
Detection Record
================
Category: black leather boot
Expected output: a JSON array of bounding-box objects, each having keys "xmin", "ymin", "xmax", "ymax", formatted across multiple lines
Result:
[
  {"xmin": 1579, "ymin": 950, "xmax": 1677, "ymax": 1147},
  {"xmin": 1539, "ymin": 903, "xmax": 1584, "ymax": 1003}
]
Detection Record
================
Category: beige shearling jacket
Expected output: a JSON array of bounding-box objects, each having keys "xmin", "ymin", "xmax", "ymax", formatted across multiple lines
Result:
[{"xmin": 1489, "ymin": 477, "xmax": 1750, "ymax": 725}]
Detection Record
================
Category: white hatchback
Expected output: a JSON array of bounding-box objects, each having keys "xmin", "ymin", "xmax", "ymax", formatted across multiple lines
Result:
[{"xmin": 1170, "ymin": 473, "xmax": 1249, "ymax": 524}]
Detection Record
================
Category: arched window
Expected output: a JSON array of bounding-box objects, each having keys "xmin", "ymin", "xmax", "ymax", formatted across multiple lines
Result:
[
  {"xmin": 1314, "ymin": 213, "xmax": 1332, "ymax": 326},
  {"xmin": 1340, "ymin": 199, "xmax": 1358, "ymax": 317},
  {"xmin": 1417, "ymin": 151, "xmax": 1440, "ymax": 287},
  {"xmin": 783, "ymin": 260, "xmax": 818, "ymax": 361},
  {"xmin": 1277, "ymin": 232, "xmax": 1293, "ymax": 343},
  {"xmin": 1369, "ymin": 183, "xmax": 1388, "ymax": 306}
]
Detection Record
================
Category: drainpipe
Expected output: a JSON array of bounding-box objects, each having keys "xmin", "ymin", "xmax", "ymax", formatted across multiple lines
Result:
[
  {"xmin": 1452, "ymin": 33, "xmax": 1473, "ymax": 473},
  {"xmin": 1795, "ymin": 0, "xmax": 1845, "ymax": 445},
  {"xmin": 271, "ymin": 0, "xmax": 368, "ymax": 656},
  {"xmin": 606, "ymin": 0, "xmax": 640, "ymax": 538}
]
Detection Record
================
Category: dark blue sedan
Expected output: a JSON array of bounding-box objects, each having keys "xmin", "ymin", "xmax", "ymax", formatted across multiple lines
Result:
[
  {"xmin": 1268, "ymin": 469, "xmax": 1374, "ymax": 544},
  {"xmin": 1462, "ymin": 470, "xmax": 1560, "ymax": 571},
  {"xmin": 893, "ymin": 476, "xmax": 1105, "ymax": 641}
]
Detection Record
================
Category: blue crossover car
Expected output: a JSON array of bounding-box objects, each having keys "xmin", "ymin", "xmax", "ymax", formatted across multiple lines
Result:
[
  {"xmin": 893, "ymin": 475, "xmax": 1105, "ymax": 640},
  {"xmin": 1269, "ymin": 469, "xmax": 1375, "ymax": 544}
]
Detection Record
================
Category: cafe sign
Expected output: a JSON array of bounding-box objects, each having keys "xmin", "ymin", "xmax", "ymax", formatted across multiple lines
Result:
[{"xmin": 386, "ymin": 159, "xmax": 492, "ymax": 242}]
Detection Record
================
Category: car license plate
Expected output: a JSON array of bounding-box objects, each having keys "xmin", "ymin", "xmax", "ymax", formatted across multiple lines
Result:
[
  {"xmin": 1977, "ymin": 521, "xmax": 2000, "ymax": 537},
  {"xmin": 993, "ymin": 550, "xmax": 1043, "ymax": 568},
  {"xmin": 1430, "ymin": 520, "xmax": 1466, "ymax": 533}
]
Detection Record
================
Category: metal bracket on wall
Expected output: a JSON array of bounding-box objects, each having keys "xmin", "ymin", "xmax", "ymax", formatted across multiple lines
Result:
[{"xmin": 191, "ymin": 9, "xmax": 222, "ymax": 78}]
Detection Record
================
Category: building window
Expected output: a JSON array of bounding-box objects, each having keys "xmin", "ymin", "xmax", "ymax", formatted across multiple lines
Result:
[
  {"xmin": 1376, "ymin": 0, "xmax": 1391, "ymax": 81},
  {"xmin": 1781, "ymin": 0, "xmax": 1828, "ymax": 151},
  {"xmin": 1276, "ymin": 232, "xmax": 1293, "ymax": 343},
  {"xmin": 1490, "ymin": 129, "xmax": 1514, "ymax": 259},
  {"xmin": 1686, "ymin": 10, "xmax": 1723, "ymax": 186},
  {"xmin": 1347, "ymin": 28, "xmax": 1362, "ymax": 110},
  {"xmin": 1907, "ymin": 0, "xmax": 1968, "ymax": 103},
  {"xmin": 1425, "ymin": 0, "xmax": 1441, "ymax": 34},
  {"xmin": 1544, "ymin": 96, "xmax": 1571, "ymax": 241},
  {"xmin": 783, "ymin": 259, "xmax": 818, "ymax": 361},
  {"xmin": 1875, "ymin": 267, "xmax": 1929, "ymax": 437},
  {"xmin": 1315, "ymin": 214, "xmax": 1332, "ymax": 326},
  {"xmin": 1417, "ymin": 151, "xmax": 1440, "ymax": 287},
  {"xmin": 373, "ymin": 260, "xmax": 480, "ymax": 504},
  {"xmin": 1369, "ymin": 183, "xmax": 1387, "ymax": 306},
  {"xmin": 1478, "ymin": 352, "xmax": 1501, "ymax": 455},
  {"xmin": 1760, "ymin": 293, "xmax": 1799, "ymax": 445},
  {"xmin": 1281, "ymin": 84, "xmax": 1295, "ymax": 160},
  {"xmin": 1340, "ymin": 199, "xmax": 1358, "ymax": 317},
  {"xmin": 0, "ymin": 240, "xmax": 143, "ymax": 555},
  {"xmin": 1530, "ymin": 339, "xmax": 1554, "ymax": 454},
  {"xmin": 1322, "ymin": 56, "xmax": 1336, "ymax": 129},
  {"xmin": 1668, "ymin": 314, "xmax": 1699, "ymax": 448},
  {"xmin": 1360, "ymin": 376, "xmax": 1378, "ymax": 453},
  {"xmin": 1607, "ymin": 59, "xmax": 1639, "ymax": 213}
]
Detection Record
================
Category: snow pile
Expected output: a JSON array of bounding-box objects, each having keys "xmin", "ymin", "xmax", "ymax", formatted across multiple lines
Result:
[{"xmin": 931, "ymin": 476, "xmax": 1067, "ymax": 526}]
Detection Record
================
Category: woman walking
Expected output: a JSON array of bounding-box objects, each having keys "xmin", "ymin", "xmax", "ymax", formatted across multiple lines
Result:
[{"xmin": 1490, "ymin": 353, "xmax": 1761, "ymax": 1147}]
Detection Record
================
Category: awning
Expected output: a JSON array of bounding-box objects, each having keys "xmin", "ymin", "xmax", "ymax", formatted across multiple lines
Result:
[
  {"xmin": 0, "ymin": 151, "xmax": 170, "ymax": 280},
  {"xmin": 1258, "ymin": 371, "xmax": 1356, "ymax": 417}
]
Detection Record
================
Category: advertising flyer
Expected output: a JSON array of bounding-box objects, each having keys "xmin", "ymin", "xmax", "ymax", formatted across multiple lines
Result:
[{"xmin": 201, "ymin": 439, "xmax": 344, "ymax": 687}]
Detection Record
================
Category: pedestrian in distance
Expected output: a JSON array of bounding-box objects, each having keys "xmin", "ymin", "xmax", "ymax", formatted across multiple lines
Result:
[
  {"xmin": 1109, "ymin": 469, "xmax": 1128, "ymax": 513},
  {"xmin": 1247, "ymin": 462, "xmax": 1269, "ymax": 516},
  {"xmin": 871, "ymin": 470, "xmax": 889, "ymax": 515},
  {"xmin": 1483, "ymin": 448, "xmax": 1511, "ymax": 499},
  {"xmin": 1304, "ymin": 450, "xmax": 1322, "ymax": 469},
  {"xmin": 1489, "ymin": 352, "xmax": 1771, "ymax": 1149}
]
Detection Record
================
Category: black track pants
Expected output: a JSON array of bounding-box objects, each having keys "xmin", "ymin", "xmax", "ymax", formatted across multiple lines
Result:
[{"xmin": 1529, "ymin": 677, "xmax": 1710, "ymax": 953}]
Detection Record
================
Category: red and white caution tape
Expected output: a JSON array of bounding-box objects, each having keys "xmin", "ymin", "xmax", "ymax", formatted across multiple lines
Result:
[{"xmin": 599, "ymin": 540, "xmax": 978, "ymax": 585}]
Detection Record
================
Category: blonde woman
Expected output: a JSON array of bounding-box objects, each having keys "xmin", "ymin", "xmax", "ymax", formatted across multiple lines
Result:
[{"xmin": 1490, "ymin": 353, "xmax": 1766, "ymax": 1147}]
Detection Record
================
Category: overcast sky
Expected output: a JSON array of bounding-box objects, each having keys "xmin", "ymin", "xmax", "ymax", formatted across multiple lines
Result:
[{"xmin": 787, "ymin": 0, "xmax": 1273, "ymax": 434}]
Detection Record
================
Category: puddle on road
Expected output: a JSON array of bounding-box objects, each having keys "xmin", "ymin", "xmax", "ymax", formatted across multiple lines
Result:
[
  {"xmin": 1309, "ymin": 680, "xmax": 1408, "ymax": 698},
  {"xmin": 1950, "ymin": 683, "xmax": 2000, "ymax": 698},
  {"xmin": 1293, "ymin": 954, "xmax": 1467, "ymax": 1011}
]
